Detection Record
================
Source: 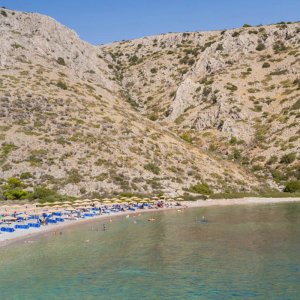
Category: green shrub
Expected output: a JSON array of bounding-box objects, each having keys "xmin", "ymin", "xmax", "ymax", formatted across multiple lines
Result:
[
  {"xmin": 129, "ymin": 55, "xmax": 139, "ymax": 65},
  {"xmin": 189, "ymin": 183, "xmax": 212, "ymax": 195},
  {"xmin": 232, "ymin": 31, "xmax": 240, "ymax": 37},
  {"xmin": 30, "ymin": 186, "xmax": 65, "ymax": 202},
  {"xmin": 180, "ymin": 133, "xmax": 193, "ymax": 144},
  {"xmin": 5, "ymin": 177, "xmax": 24, "ymax": 189},
  {"xmin": 225, "ymin": 83, "xmax": 238, "ymax": 91},
  {"xmin": 273, "ymin": 41, "xmax": 287, "ymax": 53},
  {"xmin": 256, "ymin": 43, "xmax": 266, "ymax": 51},
  {"xmin": 66, "ymin": 168, "xmax": 82, "ymax": 184},
  {"xmin": 252, "ymin": 164, "xmax": 263, "ymax": 172},
  {"xmin": 2, "ymin": 177, "xmax": 29, "ymax": 200},
  {"xmin": 243, "ymin": 24, "xmax": 252, "ymax": 27},
  {"xmin": 262, "ymin": 62, "xmax": 270, "ymax": 68},
  {"xmin": 57, "ymin": 80, "xmax": 67, "ymax": 90},
  {"xmin": 144, "ymin": 163, "xmax": 160, "ymax": 175},
  {"xmin": 232, "ymin": 148, "xmax": 241, "ymax": 160},
  {"xmin": 150, "ymin": 68, "xmax": 157, "ymax": 74},
  {"xmin": 3, "ymin": 189, "xmax": 29, "ymax": 200},
  {"xmin": 266, "ymin": 155, "xmax": 278, "ymax": 165},
  {"xmin": 148, "ymin": 114, "xmax": 158, "ymax": 121},
  {"xmin": 1, "ymin": 10, "xmax": 7, "ymax": 17},
  {"xmin": 216, "ymin": 44, "xmax": 224, "ymax": 51},
  {"xmin": 229, "ymin": 137, "xmax": 237, "ymax": 145},
  {"xmin": 1, "ymin": 143, "xmax": 17, "ymax": 156},
  {"xmin": 271, "ymin": 169, "xmax": 287, "ymax": 181},
  {"xmin": 20, "ymin": 172, "xmax": 33, "ymax": 180},
  {"xmin": 284, "ymin": 180, "xmax": 300, "ymax": 193},
  {"xmin": 57, "ymin": 57, "xmax": 66, "ymax": 66},
  {"xmin": 291, "ymin": 99, "xmax": 300, "ymax": 110},
  {"xmin": 280, "ymin": 152, "xmax": 297, "ymax": 164}
]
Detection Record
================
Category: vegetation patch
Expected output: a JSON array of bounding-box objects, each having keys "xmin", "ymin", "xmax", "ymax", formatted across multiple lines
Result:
[
  {"xmin": 189, "ymin": 183, "xmax": 212, "ymax": 195},
  {"xmin": 57, "ymin": 57, "xmax": 66, "ymax": 66},
  {"xmin": 144, "ymin": 163, "xmax": 160, "ymax": 175}
]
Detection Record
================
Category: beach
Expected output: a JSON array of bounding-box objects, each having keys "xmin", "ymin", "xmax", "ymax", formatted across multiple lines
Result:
[{"xmin": 1, "ymin": 197, "xmax": 300, "ymax": 247}]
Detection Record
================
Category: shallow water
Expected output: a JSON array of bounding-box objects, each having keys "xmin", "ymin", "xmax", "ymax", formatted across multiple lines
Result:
[{"xmin": 0, "ymin": 203, "xmax": 300, "ymax": 299}]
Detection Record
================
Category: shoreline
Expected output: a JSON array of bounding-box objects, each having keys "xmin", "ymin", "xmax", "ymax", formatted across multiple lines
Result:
[{"xmin": 1, "ymin": 197, "xmax": 300, "ymax": 247}]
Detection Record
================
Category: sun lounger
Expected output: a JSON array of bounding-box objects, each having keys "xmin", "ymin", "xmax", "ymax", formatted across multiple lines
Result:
[
  {"xmin": 83, "ymin": 213, "xmax": 94, "ymax": 218},
  {"xmin": 15, "ymin": 224, "xmax": 30, "ymax": 229},
  {"xmin": 55, "ymin": 217, "xmax": 65, "ymax": 222},
  {"xmin": 28, "ymin": 223, "xmax": 41, "ymax": 228},
  {"xmin": 53, "ymin": 212, "xmax": 62, "ymax": 216},
  {"xmin": 1, "ymin": 227, "xmax": 15, "ymax": 232},
  {"xmin": 47, "ymin": 219, "xmax": 57, "ymax": 224}
]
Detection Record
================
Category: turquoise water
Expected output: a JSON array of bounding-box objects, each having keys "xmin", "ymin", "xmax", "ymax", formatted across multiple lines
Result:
[{"xmin": 0, "ymin": 203, "xmax": 300, "ymax": 299}]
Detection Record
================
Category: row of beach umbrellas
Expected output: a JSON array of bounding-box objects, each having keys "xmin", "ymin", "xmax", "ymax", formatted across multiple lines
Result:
[{"xmin": 0, "ymin": 196, "xmax": 177, "ymax": 214}]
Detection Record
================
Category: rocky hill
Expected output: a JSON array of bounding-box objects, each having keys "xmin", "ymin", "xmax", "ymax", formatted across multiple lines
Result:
[
  {"xmin": 0, "ymin": 8, "xmax": 299, "ymax": 199},
  {"xmin": 100, "ymin": 22, "xmax": 300, "ymax": 191}
]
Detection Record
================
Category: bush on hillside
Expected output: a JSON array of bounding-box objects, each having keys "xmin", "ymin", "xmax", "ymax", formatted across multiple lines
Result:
[
  {"xmin": 57, "ymin": 57, "xmax": 66, "ymax": 66},
  {"xmin": 189, "ymin": 183, "xmax": 212, "ymax": 195},
  {"xmin": 2, "ymin": 177, "xmax": 29, "ymax": 200},
  {"xmin": 284, "ymin": 180, "xmax": 300, "ymax": 193},
  {"xmin": 262, "ymin": 62, "xmax": 270, "ymax": 68},
  {"xmin": 56, "ymin": 80, "xmax": 67, "ymax": 90},
  {"xmin": 266, "ymin": 155, "xmax": 278, "ymax": 165},
  {"xmin": 1, "ymin": 10, "xmax": 7, "ymax": 17},
  {"xmin": 180, "ymin": 133, "xmax": 193, "ymax": 144},
  {"xmin": 280, "ymin": 152, "xmax": 297, "ymax": 164},
  {"xmin": 20, "ymin": 172, "xmax": 33, "ymax": 180},
  {"xmin": 256, "ymin": 43, "xmax": 266, "ymax": 51},
  {"xmin": 29, "ymin": 186, "xmax": 73, "ymax": 202},
  {"xmin": 273, "ymin": 41, "xmax": 287, "ymax": 53},
  {"xmin": 291, "ymin": 99, "xmax": 300, "ymax": 110},
  {"xmin": 144, "ymin": 163, "xmax": 160, "ymax": 175}
]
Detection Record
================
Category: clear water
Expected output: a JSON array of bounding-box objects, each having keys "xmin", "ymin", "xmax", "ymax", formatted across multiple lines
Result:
[{"xmin": 0, "ymin": 203, "xmax": 300, "ymax": 300}]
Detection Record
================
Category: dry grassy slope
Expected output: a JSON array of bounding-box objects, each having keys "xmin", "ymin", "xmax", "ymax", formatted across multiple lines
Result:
[
  {"xmin": 100, "ymin": 22, "xmax": 300, "ymax": 186},
  {"xmin": 0, "ymin": 8, "xmax": 266, "ymax": 197}
]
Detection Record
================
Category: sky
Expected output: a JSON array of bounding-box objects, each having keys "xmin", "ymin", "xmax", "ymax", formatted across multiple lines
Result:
[{"xmin": 1, "ymin": 0, "xmax": 299, "ymax": 45}]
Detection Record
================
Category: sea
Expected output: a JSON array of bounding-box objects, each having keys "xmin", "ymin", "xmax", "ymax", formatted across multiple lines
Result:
[{"xmin": 0, "ymin": 202, "xmax": 299, "ymax": 299}]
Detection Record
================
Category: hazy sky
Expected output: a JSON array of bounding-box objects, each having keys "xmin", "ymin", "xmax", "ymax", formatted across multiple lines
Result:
[{"xmin": 1, "ymin": 0, "xmax": 299, "ymax": 45}]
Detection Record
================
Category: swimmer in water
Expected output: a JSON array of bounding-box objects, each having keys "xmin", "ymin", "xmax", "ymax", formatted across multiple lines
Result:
[
  {"xmin": 201, "ymin": 216, "xmax": 207, "ymax": 223},
  {"xmin": 103, "ymin": 224, "xmax": 107, "ymax": 231},
  {"xmin": 148, "ymin": 218, "xmax": 155, "ymax": 222}
]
